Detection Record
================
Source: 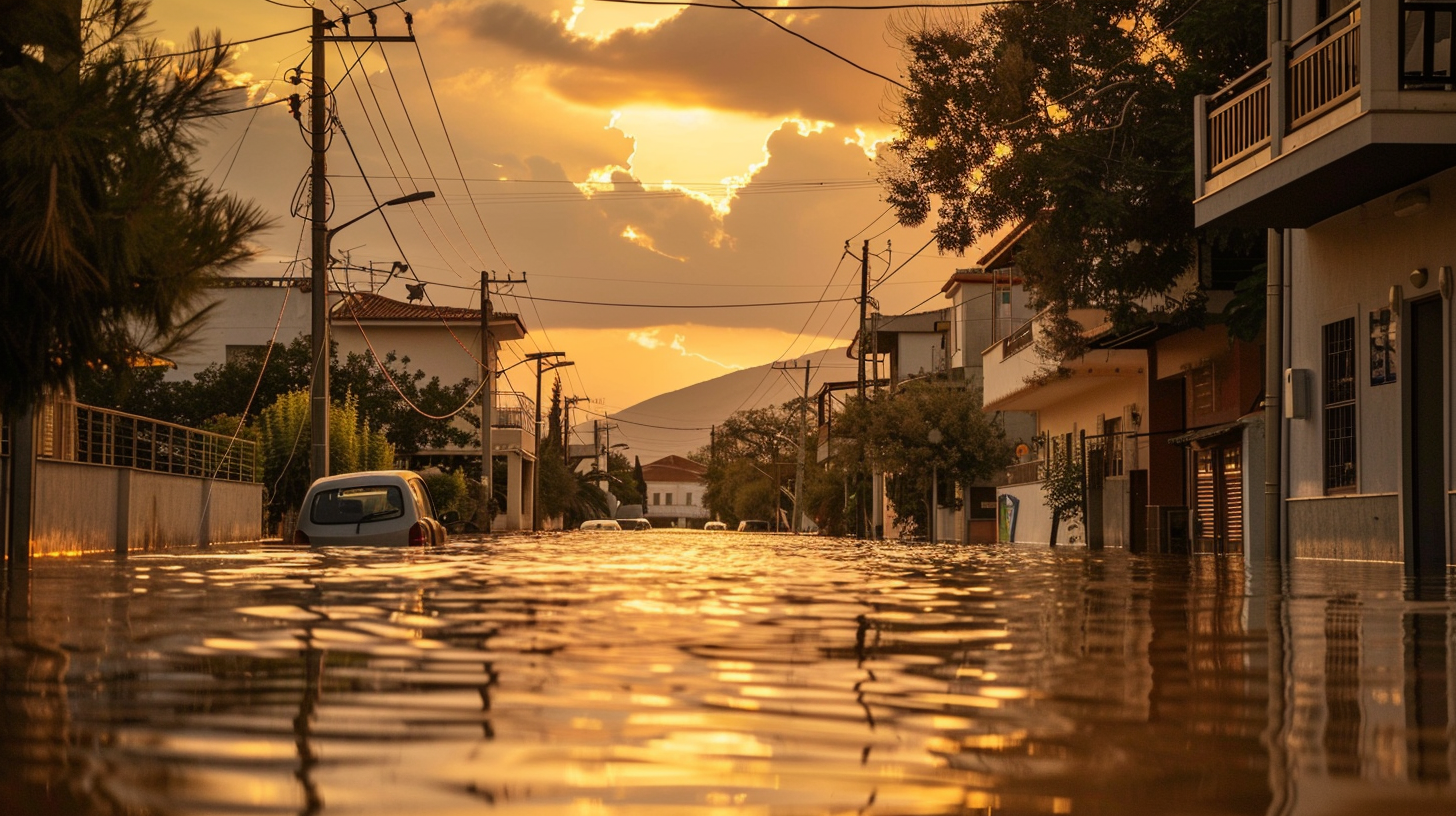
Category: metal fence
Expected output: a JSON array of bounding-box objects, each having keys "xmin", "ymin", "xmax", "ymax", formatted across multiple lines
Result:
[{"xmin": 37, "ymin": 401, "xmax": 258, "ymax": 483}]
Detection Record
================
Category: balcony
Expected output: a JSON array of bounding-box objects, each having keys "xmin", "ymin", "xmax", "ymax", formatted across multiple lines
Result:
[
  {"xmin": 982, "ymin": 310, "xmax": 1147, "ymax": 412},
  {"xmin": 488, "ymin": 391, "xmax": 537, "ymax": 457},
  {"xmin": 1195, "ymin": 1, "xmax": 1456, "ymax": 229}
]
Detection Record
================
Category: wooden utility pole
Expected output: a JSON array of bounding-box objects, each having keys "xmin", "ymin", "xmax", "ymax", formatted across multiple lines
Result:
[
  {"xmin": 308, "ymin": 8, "xmax": 329, "ymax": 483},
  {"xmin": 480, "ymin": 271, "xmax": 493, "ymax": 531},
  {"xmin": 772, "ymin": 360, "xmax": 815, "ymax": 534},
  {"xmin": 309, "ymin": 10, "xmax": 415, "ymax": 484}
]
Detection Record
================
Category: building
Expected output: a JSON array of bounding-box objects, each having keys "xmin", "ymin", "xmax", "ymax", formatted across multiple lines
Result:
[
  {"xmin": 169, "ymin": 278, "xmax": 539, "ymax": 531},
  {"xmin": 1193, "ymin": 1, "xmax": 1456, "ymax": 570},
  {"xmin": 641, "ymin": 455, "xmax": 710, "ymax": 528}
]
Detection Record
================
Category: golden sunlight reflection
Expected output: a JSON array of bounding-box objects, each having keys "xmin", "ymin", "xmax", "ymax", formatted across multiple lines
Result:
[{"xmin": 13, "ymin": 537, "xmax": 1456, "ymax": 813}]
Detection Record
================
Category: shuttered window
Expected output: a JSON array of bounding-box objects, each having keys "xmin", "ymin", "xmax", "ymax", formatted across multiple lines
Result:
[{"xmin": 1323, "ymin": 318, "xmax": 1357, "ymax": 491}]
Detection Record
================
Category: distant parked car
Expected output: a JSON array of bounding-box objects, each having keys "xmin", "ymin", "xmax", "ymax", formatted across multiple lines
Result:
[
  {"xmin": 580, "ymin": 519, "xmax": 622, "ymax": 531},
  {"xmin": 704, "ymin": 521, "xmax": 727, "ymax": 531},
  {"xmin": 618, "ymin": 518, "xmax": 652, "ymax": 531},
  {"xmin": 736, "ymin": 520, "xmax": 770, "ymax": 532},
  {"xmin": 293, "ymin": 470, "xmax": 453, "ymax": 546}
]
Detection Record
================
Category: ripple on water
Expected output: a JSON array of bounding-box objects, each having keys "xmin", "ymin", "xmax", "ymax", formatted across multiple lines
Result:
[{"xmin": 3, "ymin": 535, "xmax": 1453, "ymax": 814}]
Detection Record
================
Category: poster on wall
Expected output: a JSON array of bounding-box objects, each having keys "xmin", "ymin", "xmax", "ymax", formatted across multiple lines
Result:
[{"xmin": 1370, "ymin": 307, "xmax": 1397, "ymax": 386}]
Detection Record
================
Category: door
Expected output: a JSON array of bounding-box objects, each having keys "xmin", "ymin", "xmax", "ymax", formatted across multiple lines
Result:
[
  {"xmin": 1406, "ymin": 296, "xmax": 1446, "ymax": 575},
  {"xmin": 1192, "ymin": 442, "xmax": 1244, "ymax": 555}
]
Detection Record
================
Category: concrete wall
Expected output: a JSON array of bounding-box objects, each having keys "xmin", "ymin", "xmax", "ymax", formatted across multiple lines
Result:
[
  {"xmin": 998, "ymin": 481, "xmax": 1063, "ymax": 545},
  {"xmin": 168, "ymin": 285, "xmax": 312, "ymax": 381},
  {"xmin": 31, "ymin": 461, "xmax": 263, "ymax": 556},
  {"xmin": 1287, "ymin": 494, "xmax": 1401, "ymax": 562},
  {"xmin": 1288, "ymin": 166, "xmax": 1456, "ymax": 500}
]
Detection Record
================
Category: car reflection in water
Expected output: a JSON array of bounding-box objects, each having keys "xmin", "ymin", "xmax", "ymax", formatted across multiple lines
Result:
[{"xmin": 2, "ymin": 536, "xmax": 1456, "ymax": 814}]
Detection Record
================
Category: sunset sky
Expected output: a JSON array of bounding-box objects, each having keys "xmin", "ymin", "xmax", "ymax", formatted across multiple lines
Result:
[{"xmin": 150, "ymin": 0, "xmax": 989, "ymax": 424}]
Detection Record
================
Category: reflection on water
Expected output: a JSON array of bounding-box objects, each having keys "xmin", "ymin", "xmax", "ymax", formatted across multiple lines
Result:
[{"xmin": 2, "ymin": 533, "xmax": 1454, "ymax": 814}]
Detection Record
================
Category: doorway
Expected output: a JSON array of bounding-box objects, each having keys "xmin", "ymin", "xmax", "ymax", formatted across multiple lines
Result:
[{"xmin": 1405, "ymin": 296, "xmax": 1446, "ymax": 575}]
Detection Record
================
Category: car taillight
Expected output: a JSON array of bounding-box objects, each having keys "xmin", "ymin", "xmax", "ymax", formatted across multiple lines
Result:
[
  {"xmin": 292, "ymin": 529, "xmax": 310, "ymax": 545},
  {"xmin": 408, "ymin": 522, "xmax": 427, "ymax": 546}
]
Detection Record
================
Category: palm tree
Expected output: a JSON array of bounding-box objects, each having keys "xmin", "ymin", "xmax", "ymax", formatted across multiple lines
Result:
[{"xmin": 0, "ymin": 0, "xmax": 271, "ymax": 413}]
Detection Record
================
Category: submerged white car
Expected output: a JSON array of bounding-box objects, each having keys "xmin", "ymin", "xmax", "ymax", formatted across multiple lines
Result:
[
  {"xmin": 580, "ymin": 519, "xmax": 622, "ymax": 531},
  {"xmin": 293, "ymin": 471, "xmax": 452, "ymax": 546}
]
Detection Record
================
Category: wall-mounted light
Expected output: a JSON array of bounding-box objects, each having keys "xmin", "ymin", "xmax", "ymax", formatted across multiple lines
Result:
[
  {"xmin": 1394, "ymin": 188, "xmax": 1430, "ymax": 217},
  {"xmin": 1410, "ymin": 267, "xmax": 1429, "ymax": 289},
  {"xmin": 1441, "ymin": 266, "xmax": 1454, "ymax": 300}
]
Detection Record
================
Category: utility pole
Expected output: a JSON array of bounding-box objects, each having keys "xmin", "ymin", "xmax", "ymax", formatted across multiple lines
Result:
[
  {"xmin": 478, "ymin": 270, "xmax": 525, "ymax": 532},
  {"xmin": 527, "ymin": 352, "xmax": 570, "ymax": 532},
  {"xmin": 772, "ymin": 360, "xmax": 815, "ymax": 534},
  {"xmin": 309, "ymin": 9, "xmax": 415, "ymax": 485},
  {"xmin": 853, "ymin": 239, "xmax": 872, "ymax": 539},
  {"xmin": 480, "ymin": 271, "xmax": 493, "ymax": 532}
]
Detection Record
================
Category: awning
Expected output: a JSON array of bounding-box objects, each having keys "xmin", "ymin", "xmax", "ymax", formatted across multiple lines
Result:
[{"xmin": 1166, "ymin": 419, "xmax": 1247, "ymax": 446}]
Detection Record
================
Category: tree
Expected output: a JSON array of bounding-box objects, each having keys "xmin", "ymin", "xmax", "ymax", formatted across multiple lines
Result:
[
  {"xmin": 1, "ymin": 0, "xmax": 271, "ymax": 413},
  {"xmin": 1040, "ymin": 441, "xmax": 1084, "ymax": 547},
  {"xmin": 880, "ymin": 1, "xmax": 1266, "ymax": 350},
  {"xmin": 832, "ymin": 381, "xmax": 1011, "ymax": 538},
  {"xmin": 697, "ymin": 404, "xmax": 801, "ymax": 528},
  {"xmin": 254, "ymin": 389, "xmax": 394, "ymax": 522}
]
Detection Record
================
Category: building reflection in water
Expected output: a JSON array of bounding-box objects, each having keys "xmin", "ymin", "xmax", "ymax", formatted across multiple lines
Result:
[{"xmin": 3, "ymin": 543, "xmax": 1456, "ymax": 814}]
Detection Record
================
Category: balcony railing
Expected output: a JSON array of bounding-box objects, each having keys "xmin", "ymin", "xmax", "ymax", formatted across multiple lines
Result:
[
  {"xmin": 1207, "ymin": 62, "xmax": 1272, "ymax": 174},
  {"xmin": 1003, "ymin": 459, "xmax": 1044, "ymax": 486},
  {"xmin": 1002, "ymin": 320, "xmax": 1034, "ymax": 360},
  {"xmin": 492, "ymin": 391, "xmax": 536, "ymax": 431},
  {"xmin": 1202, "ymin": 2, "xmax": 1363, "ymax": 179},
  {"xmin": 1289, "ymin": 6, "xmax": 1362, "ymax": 128},
  {"xmin": 38, "ymin": 401, "xmax": 258, "ymax": 483}
]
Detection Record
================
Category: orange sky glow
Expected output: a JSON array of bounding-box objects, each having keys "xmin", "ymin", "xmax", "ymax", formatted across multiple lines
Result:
[{"xmin": 150, "ymin": 0, "xmax": 990, "ymax": 428}]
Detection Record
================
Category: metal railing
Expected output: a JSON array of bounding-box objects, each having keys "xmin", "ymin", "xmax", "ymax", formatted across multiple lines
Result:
[
  {"xmin": 1002, "ymin": 320, "xmax": 1034, "ymax": 360},
  {"xmin": 492, "ymin": 391, "xmax": 536, "ymax": 432},
  {"xmin": 1003, "ymin": 459, "xmax": 1043, "ymax": 485},
  {"xmin": 38, "ymin": 401, "xmax": 258, "ymax": 483}
]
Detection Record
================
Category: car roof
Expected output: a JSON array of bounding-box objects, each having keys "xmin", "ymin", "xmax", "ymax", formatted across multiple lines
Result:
[{"xmin": 305, "ymin": 470, "xmax": 419, "ymax": 491}]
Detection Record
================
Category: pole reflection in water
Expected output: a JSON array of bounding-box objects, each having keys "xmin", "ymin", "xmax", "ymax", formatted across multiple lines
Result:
[{"xmin": 2, "ymin": 534, "xmax": 1456, "ymax": 814}]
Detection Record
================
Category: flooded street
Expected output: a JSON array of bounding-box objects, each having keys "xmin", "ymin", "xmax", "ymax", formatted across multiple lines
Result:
[{"xmin": 2, "ymin": 531, "xmax": 1454, "ymax": 815}]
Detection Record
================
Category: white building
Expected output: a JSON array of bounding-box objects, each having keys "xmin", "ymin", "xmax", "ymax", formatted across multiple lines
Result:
[
  {"xmin": 1193, "ymin": 0, "xmax": 1456, "ymax": 570},
  {"xmin": 642, "ymin": 455, "xmax": 710, "ymax": 528}
]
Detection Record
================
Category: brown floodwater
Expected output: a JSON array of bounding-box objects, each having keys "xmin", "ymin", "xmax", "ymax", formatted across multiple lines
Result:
[{"xmin": 1, "ymin": 531, "xmax": 1453, "ymax": 815}]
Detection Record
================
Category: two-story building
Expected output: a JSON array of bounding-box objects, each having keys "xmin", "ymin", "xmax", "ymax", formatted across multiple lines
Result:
[
  {"xmin": 641, "ymin": 455, "xmax": 711, "ymax": 528},
  {"xmin": 1194, "ymin": 1, "xmax": 1456, "ymax": 571},
  {"xmin": 170, "ymin": 278, "xmax": 539, "ymax": 531}
]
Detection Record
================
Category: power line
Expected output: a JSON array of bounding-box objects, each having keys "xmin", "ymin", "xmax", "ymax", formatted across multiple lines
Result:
[
  {"xmin": 500, "ymin": 293, "xmax": 859, "ymax": 309},
  {"xmin": 721, "ymin": 0, "xmax": 909, "ymax": 90}
]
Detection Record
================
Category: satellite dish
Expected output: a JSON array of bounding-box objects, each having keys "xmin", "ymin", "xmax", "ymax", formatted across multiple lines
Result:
[{"xmin": 405, "ymin": 283, "xmax": 426, "ymax": 302}]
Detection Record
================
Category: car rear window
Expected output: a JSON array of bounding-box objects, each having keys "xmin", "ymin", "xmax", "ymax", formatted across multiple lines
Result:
[{"xmin": 310, "ymin": 486, "xmax": 405, "ymax": 525}]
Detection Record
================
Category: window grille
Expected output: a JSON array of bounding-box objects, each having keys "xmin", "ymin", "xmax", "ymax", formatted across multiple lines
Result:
[{"xmin": 1323, "ymin": 318, "xmax": 1357, "ymax": 491}]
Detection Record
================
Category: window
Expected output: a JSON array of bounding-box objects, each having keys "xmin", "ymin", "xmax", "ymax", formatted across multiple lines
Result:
[
  {"xmin": 665, "ymin": 493, "xmax": 674, "ymax": 505},
  {"xmin": 686, "ymin": 492, "xmax": 693, "ymax": 506},
  {"xmin": 652, "ymin": 493, "xmax": 660, "ymax": 505},
  {"xmin": 1323, "ymin": 318, "xmax": 1357, "ymax": 491}
]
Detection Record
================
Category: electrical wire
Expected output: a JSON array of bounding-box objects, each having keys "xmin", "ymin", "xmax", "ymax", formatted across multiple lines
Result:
[
  {"xmin": 721, "ymin": 0, "xmax": 908, "ymax": 90},
  {"xmin": 498, "ymin": 294, "xmax": 859, "ymax": 309},
  {"xmin": 595, "ymin": 0, "xmax": 1026, "ymax": 7}
]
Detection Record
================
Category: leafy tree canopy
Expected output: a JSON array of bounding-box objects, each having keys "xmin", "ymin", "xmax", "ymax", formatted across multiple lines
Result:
[
  {"xmin": 881, "ymin": 0, "xmax": 1265, "ymax": 336},
  {"xmin": 1, "ymin": 0, "xmax": 271, "ymax": 412}
]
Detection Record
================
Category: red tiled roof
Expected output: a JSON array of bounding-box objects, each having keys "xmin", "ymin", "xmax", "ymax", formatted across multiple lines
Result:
[
  {"xmin": 332, "ymin": 292, "xmax": 483, "ymax": 321},
  {"xmin": 642, "ymin": 454, "xmax": 707, "ymax": 482}
]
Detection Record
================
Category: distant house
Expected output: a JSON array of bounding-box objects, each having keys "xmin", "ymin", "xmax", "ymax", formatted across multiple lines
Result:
[
  {"xmin": 641, "ymin": 455, "xmax": 710, "ymax": 528},
  {"xmin": 170, "ymin": 278, "xmax": 539, "ymax": 531}
]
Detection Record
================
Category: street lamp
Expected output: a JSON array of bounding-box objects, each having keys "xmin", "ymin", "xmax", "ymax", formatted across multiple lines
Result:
[
  {"xmin": 310, "ymin": 190, "xmax": 435, "ymax": 484},
  {"xmin": 527, "ymin": 352, "xmax": 573, "ymax": 532}
]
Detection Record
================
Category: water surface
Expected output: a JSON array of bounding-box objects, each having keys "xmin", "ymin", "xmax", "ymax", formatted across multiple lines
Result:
[{"xmin": 1, "ymin": 531, "xmax": 1451, "ymax": 814}]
